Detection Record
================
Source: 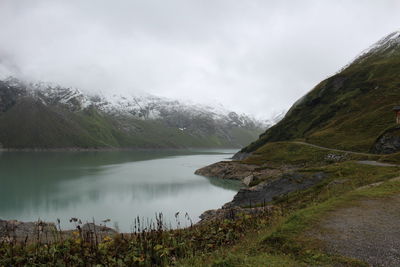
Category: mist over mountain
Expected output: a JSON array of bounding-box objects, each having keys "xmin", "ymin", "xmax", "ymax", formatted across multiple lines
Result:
[
  {"xmin": 0, "ymin": 77, "xmax": 267, "ymax": 149},
  {"xmin": 238, "ymin": 30, "xmax": 400, "ymax": 156},
  {"xmin": 0, "ymin": 0, "xmax": 399, "ymax": 118},
  {"xmin": 1, "ymin": 0, "xmax": 400, "ymax": 265}
]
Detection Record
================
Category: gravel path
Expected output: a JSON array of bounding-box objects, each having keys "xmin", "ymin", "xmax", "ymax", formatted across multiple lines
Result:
[
  {"xmin": 292, "ymin": 142, "xmax": 400, "ymax": 167},
  {"xmin": 310, "ymin": 195, "xmax": 400, "ymax": 266},
  {"xmin": 291, "ymin": 141, "xmax": 374, "ymax": 156}
]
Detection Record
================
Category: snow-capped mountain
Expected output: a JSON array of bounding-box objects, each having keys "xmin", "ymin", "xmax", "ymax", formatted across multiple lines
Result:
[
  {"xmin": 4, "ymin": 77, "xmax": 265, "ymax": 129},
  {"xmin": 0, "ymin": 77, "xmax": 266, "ymax": 149},
  {"xmin": 237, "ymin": 30, "xmax": 400, "ymax": 157},
  {"xmin": 351, "ymin": 30, "xmax": 400, "ymax": 65}
]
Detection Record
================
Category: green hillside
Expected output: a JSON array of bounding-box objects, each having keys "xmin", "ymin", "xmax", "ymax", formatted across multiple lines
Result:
[
  {"xmin": 241, "ymin": 33, "xmax": 400, "ymax": 154},
  {"xmin": 0, "ymin": 96, "xmax": 262, "ymax": 149},
  {"xmin": 2, "ymin": 31, "xmax": 400, "ymax": 267}
]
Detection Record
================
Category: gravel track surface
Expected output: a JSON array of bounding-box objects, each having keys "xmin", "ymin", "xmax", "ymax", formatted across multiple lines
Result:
[{"xmin": 310, "ymin": 195, "xmax": 400, "ymax": 266}]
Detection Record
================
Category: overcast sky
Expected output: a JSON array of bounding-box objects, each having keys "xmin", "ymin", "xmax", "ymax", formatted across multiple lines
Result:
[{"xmin": 0, "ymin": 0, "xmax": 399, "ymax": 118}]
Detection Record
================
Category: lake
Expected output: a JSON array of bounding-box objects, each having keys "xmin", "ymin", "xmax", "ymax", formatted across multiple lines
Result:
[{"xmin": 0, "ymin": 149, "xmax": 241, "ymax": 232}]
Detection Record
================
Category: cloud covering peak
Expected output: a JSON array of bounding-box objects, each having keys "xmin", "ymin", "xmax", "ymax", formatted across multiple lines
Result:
[{"xmin": 0, "ymin": 0, "xmax": 399, "ymax": 118}]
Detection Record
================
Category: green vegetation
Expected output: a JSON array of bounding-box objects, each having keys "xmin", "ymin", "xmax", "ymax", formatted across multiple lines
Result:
[
  {"xmin": 243, "ymin": 141, "xmax": 379, "ymax": 166},
  {"xmin": 0, "ymin": 99, "xmax": 262, "ymax": 149},
  {"xmin": 2, "ymin": 32, "xmax": 400, "ymax": 266},
  {"xmin": 263, "ymin": 176, "xmax": 400, "ymax": 267},
  {"xmin": 241, "ymin": 44, "xmax": 400, "ymax": 154},
  {"xmin": 178, "ymin": 156, "xmax": 400, "ymax": 266},
  {"xmin": 2, "ymin": 139, "xmax": 399, "ymax": 266},
  {"xmin": 381, "ymin": 151, "xmax": 400, "ymax": 163},
  {"xmin": 0, "ymin": 210, "xmax": 277, "ymax": 266}
]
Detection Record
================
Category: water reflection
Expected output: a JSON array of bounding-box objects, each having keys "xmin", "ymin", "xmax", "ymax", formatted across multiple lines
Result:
[{"xmin": 0, "ymin": 150, "xmax": 239, "ymax": 231}]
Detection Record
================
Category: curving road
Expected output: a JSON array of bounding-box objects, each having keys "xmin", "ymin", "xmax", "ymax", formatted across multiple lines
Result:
[{"xmin": 290, "ymin": 141, "xmax": 399, "ymax": 167}]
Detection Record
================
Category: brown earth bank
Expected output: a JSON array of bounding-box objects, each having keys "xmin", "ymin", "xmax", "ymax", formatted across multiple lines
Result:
[
  {"xmin": 195, "ymin": 160, "xmax": 332, "ymax": 221},
  {"xmin": 222, "ymin": 172, "xmax": 327, "ymax": 209},
  {"xmin": 308, "ymin": 194, "xmax": 400, "ymax": 267},
  {"xmin": 194, "ymin": 160, "xmax": 293, "ymax": 186},
  {"xmin": 0, "ymin": 220, "xmax": 117, "ymax": 244},
  {"xmin": 194, "ymin": 146, "xmax": 399, "ymax": 222}
]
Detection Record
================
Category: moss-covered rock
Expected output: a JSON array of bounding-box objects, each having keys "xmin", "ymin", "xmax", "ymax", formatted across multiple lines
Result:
[{"xmin": 371, "ymin": 126, "xmax": 400, "ymax": 154}]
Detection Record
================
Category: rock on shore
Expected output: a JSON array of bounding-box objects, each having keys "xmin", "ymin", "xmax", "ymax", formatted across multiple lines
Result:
[
  {"xmin": 223, "ymin": 172, "xmax": 327, "ymax": 208},
  {"xmin": 0, "ymin": 219, "xmax": 117, "ymax": 243},
  {"xmin": 194, "ymin": 161, "xmax": 286, "ymax": 185},
  {"xmin": 0, "ymin": 220, "xmax": 57, "ymax": 243},
  {"xmin": 196, "ymin": 160, "xmax": 329, "ymax": 222}
]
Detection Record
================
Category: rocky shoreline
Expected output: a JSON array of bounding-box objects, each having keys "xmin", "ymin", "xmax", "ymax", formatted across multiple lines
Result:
[
  {"xmin": 223, "ymin": 172, "xmax": 327, "ymax": 208},
  {"xmin": 194, "ymin": 160, "xmax": 290, "ymax": 186},
  {"xmin": 1, "ymin": 158, "xmax": 330, "ymax": 240},
  {"xmin": 196, "ymin": 160, "xmax": 329, "ymax": 222},
  {"xmin": 0, "ymin": 220, "xmax": 117, "ymax": 244}
]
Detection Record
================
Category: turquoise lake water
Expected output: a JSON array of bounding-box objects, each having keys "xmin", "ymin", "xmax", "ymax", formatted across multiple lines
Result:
[{"xmin": 0, "ymin": 149, "xmax": 241, "ymax": 232}]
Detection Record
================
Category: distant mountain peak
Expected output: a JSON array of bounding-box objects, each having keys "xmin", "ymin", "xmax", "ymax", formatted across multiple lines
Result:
[
  {"xmin": 352, "ymin": 30, "xmax": 400, "ymax": 64},
  {"xmin": 363, "ymin": 30, "xmax": 400, "ymax": 52},
  {"xmin": 238, "ymin": 30, "xmax": 400, "ymax": 155},
  {"xmin": 0, "ymin": 76, "xmax": 268, "ymax": 129},
  {"xmin": 0, "ymin": 77, "xmax": 269, "ymax": 149}
]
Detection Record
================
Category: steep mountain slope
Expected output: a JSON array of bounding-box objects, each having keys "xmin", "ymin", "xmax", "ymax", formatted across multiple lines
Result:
[
  {"xmin": 239, "ymin": 30, "xmax": 400, "ymax": 155},
  {"xmin": 0, "ymin": 78, "xmax": 266, "ymax": 149}
]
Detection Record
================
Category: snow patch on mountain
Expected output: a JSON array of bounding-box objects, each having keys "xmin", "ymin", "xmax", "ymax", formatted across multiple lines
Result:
[
  {"xmin": 348, "ymin": 30, "xmax": 400, "ymax": 66},
  {"xmin": 358, "ymin": 30, "xmax": 399, "ymax": 56},
  {"xmin": 1, "ymin": 77, "xmax": 268, "ymax": 129}
]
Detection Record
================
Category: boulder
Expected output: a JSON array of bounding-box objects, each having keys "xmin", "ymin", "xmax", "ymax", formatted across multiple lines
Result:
[
  {"xmin": 195, "ymin": 161, "xmax": 256, "ymax": 181},
  {"xmin": 243, "ymin": 175, "xmax": 254, "ymax": 186},
  {"xmin": 195, "ymin": 161, "xmax": 287, "ymax": 186},
  {"xmin": 0, "ymin": 219, "xmax": 117, "ymax": 243},
  {"xmin": 0, "ymin": 219, "xmax": 57, "ymax": 242},
  {"xmin": 372, "ymin": 127, "xmax": 400, "ymax": 154},
  {"xmin": 223, "ymin": 172, "xmax": 327, "ymax": 208}
]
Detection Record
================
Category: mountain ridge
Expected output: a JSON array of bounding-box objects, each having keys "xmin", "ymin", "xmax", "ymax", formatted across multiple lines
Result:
[
  {"xmin": 0, "ymin": 77, "xmax": 267, "ymax": 149},
  {"xmin": 236, "ymin": 30, "xmax": 400, "ymax": 157}
]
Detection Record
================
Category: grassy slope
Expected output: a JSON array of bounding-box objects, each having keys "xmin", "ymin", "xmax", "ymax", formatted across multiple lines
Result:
[
  {"xmin": 0, "ymin": 98, "xmax": 262, "ymax": 149},
  {"xmin": 1, "ymin": 142, "xmax": 399, "ymax": 265},
  {"xmin": 0, "ymin": 98, "xmax": 102, "ymax": 148},
  {"xmin": 242, "ymin": 142, "xmax": 378, "ymax": 166},
  {"xmin": 261, "ymin": 172, "xmax": 400, "ymax": 267},
  {"xmin": 182, "ymin": 39, "xmax": 400, "ymax": 265},
  {"xmin": 242, "ymin": 49, "xmax": 400, "ymax": 154},
  {"xmin": 178, "ymin": 142, "xmax": 400, "ymax": 266},
  {"xmin": 4, "ymin": 36, "xmax": 400, "ymax": 266}
]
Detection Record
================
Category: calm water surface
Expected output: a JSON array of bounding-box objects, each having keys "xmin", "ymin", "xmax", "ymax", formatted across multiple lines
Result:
[{"xmin": 0, "ymin": 149, "xmax": 241, "ymax": 231}]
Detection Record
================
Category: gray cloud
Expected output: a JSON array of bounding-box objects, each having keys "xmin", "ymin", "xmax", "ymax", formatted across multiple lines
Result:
[{"xmin": 0, "ymin": 0, "xmax": 399, "ymax": 118}]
